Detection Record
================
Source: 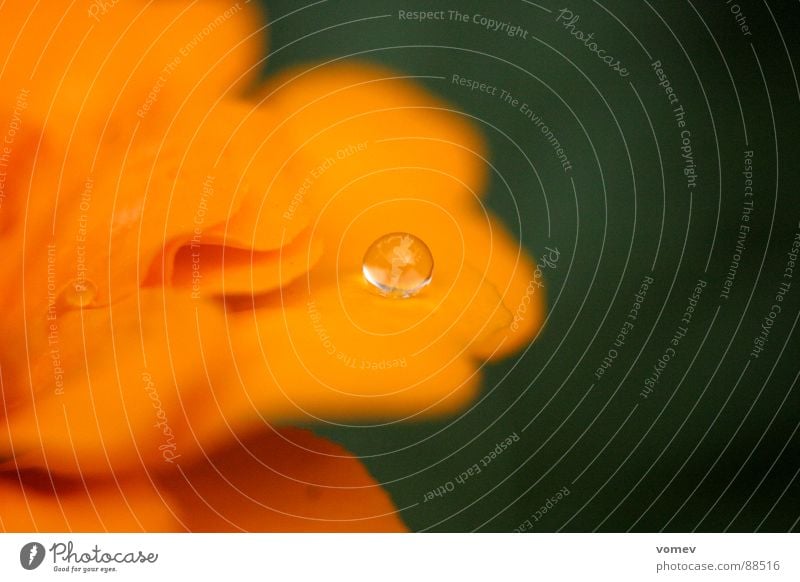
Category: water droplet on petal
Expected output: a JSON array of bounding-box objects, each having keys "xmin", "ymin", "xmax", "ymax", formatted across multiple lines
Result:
[
  {"xmin": 60, "ymin": 279, "xmax": 98, "ymax": 308},
  {"xmin": 362, "ymin": 232, "xmax": 433, "ymax": 298}
]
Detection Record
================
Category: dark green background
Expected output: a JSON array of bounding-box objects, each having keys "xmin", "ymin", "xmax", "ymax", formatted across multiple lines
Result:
[{"xmin": 259, "ymin": 0, "xmax": 800, "ymax": 531}]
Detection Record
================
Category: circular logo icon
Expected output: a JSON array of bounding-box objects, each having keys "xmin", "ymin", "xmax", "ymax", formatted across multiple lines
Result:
[{"xmin": 20, "ymin": 542, "xmax": 46, "ymax": 570}]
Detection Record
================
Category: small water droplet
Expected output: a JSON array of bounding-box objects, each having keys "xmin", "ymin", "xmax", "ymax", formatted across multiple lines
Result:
[
  {"xmin": 60, "ymin": 279, "xmax": 98, "ymax": 308},
  {"xmin": 362, "ymin": 232, "xmax": 433, "ymax": 298}
]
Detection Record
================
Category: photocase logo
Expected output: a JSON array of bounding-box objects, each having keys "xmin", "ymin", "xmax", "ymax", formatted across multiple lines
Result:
[{"xmin": 19, "ymin": 542, "xmax": 46, "ymax": 570}]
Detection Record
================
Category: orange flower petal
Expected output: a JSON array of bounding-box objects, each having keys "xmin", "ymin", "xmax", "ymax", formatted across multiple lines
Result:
[
  {"xmin": 207, "ymin": 278, "xmax": 486, "ymax": 424},
  {"xmin": 0, "ymin": 470, "xmax": 175, "ymax": 532},
  {"xmin": 169, "ymin": 228, "xmax": 323, "ymax": 297},
  {"xmin": 1, "ymin": 429, "xmax": 404, "ymax": 532},
  {"xmin": 3, "ymin": 99, "xmax": 307, "ymax": 334},
  {"xmin": 0, "ymin": 1, "xmax": 264, "ymax": 131},
  {"xmin": 256, "ymin": 61, "xmax": 544, "ymax": 359},
  {"xmin": 2, "ymin": 290, "xmax": 232, "ymax": 475},
  {"xmin": 262, "ymin": 62, "xmax": 487, "ymax": 214},
  {"xmin": 449, "ymin": 211, "xmax": 547, "ymax": 359},
  {"xmin": 0, "ymin": 0, "xmax": 546, "ymax": 535},
  {"xmin": 158, "ymin": 427, "xmax": 406, "ymax": 532}
]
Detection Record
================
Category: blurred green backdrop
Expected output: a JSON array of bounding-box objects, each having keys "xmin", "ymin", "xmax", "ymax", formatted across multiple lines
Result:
[{"xmin": 258, "ymin": 0, "xmax": 800, "ymax": 531}]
